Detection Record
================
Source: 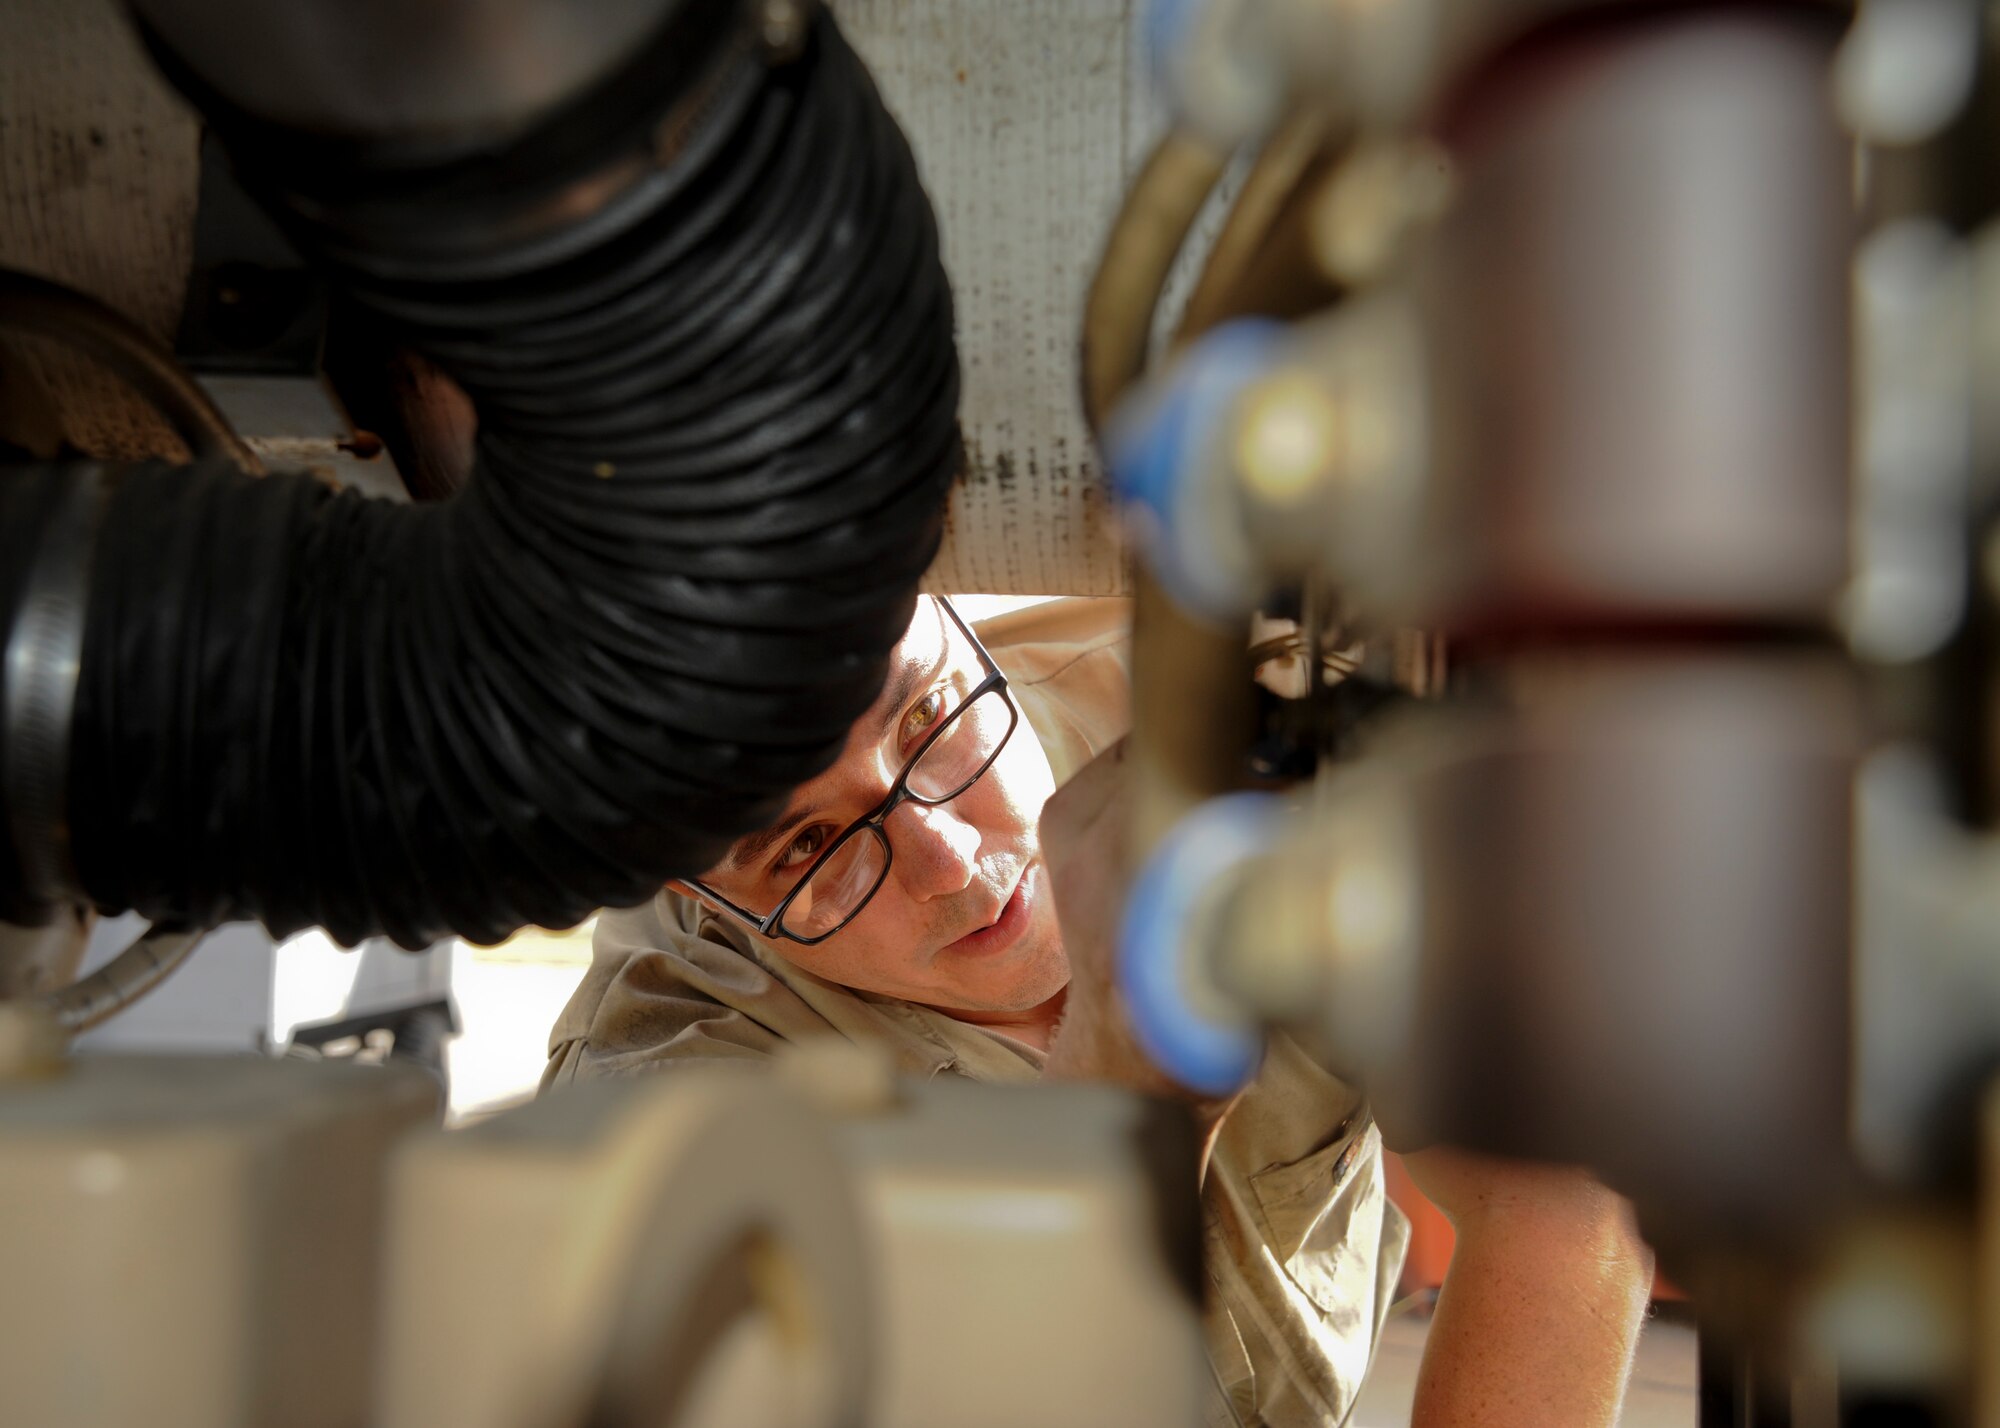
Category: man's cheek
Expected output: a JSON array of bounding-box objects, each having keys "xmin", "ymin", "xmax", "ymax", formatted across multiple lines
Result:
[
  {"xmin": 980, "ymin": 755, "xmax": 1044, "ymax": 838},
  {"xmin": 841, "ymin": 898, "xmax": 935, "ymax": 982}
]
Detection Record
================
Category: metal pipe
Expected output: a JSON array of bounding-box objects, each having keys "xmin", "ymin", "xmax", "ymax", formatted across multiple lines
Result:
[
  {"xmin": 36, "ymin": 922, "xmax": 206, "ymax": 1034},
  {"xmin": 1172, "ymin": 106, "xmax": 1341, "ymax": 348},
  {"xmin": 0, "ymin": 269, "xmax": 257, "ymax": 471},
  {"xmin": 1080, "ymin": 130, "xmax": 1229, "ymax": 437}
]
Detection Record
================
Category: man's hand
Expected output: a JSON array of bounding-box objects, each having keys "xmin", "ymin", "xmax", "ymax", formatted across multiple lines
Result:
[{"xmin": 1404, "ymin": 1145, "xmax": 1655, "ymax": 1428}]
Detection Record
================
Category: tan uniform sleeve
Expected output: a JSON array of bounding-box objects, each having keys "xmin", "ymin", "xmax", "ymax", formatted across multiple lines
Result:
[
  {"xmin": 1199, "ymin": 1038, "xmax": 1411, "ymax": 1427},
  {"xmin": 541, "ymin": 896, "xmax": 844, "ymax": 1092},
  {"xmin": 543, "ymin": 892, "xmax": 969, "ymax": 1092}
]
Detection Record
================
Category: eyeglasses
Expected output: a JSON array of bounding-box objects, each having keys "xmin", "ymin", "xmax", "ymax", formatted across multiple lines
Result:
[{"xmin": 690, "ymin": 598, "xmax": 1019, "ymax": 946}]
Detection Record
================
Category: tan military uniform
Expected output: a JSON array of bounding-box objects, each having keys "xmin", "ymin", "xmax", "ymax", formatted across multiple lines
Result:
[{"xmin": 545, "ymin": 598, "xmax": 1409, "ymax": 1427}]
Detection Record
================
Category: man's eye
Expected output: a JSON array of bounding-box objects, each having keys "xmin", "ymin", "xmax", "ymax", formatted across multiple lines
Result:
[
  {"xmin": 904, "ymin": 688, "xmax": 946, "ymax": 743},
  {"xmin": 775, "ymin": 825, "xmax": 829, "ymax": 873}
]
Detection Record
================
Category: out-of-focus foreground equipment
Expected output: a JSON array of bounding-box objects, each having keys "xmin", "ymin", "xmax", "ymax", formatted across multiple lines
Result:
[
  {"xmin": 5, "ymin": 0, "xmax": 2000, "ymax": 1424},
  {"xmin": 0, "ymin": 1017, "xmax": 1201, "ymax": 1428},
  {"xmin": 376, "ymin": 1047, "xmax": 1202, "ymax": 1428},
  {"xmin": 0, "ymin": 1, "xmax": 1205, "ymax": 1424},
  {"xmin": 1101, "ymin": 0, "xmax": 2000, "ymax": 1422}
]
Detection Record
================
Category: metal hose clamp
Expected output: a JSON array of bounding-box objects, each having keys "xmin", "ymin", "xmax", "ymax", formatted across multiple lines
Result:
[{"xmin": 4, "ymin": 462, "xmax": 109, "ymax": 907}]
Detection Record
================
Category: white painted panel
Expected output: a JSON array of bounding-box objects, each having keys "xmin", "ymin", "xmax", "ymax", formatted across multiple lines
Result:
[{"xmin": 842, "ymin": 0, "xmax": 1160, "ymax": 594}]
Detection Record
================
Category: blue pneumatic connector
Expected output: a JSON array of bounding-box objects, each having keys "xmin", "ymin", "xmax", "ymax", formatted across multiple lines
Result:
[
  {"xmin": 1143, "ymin": 0, "xmax": 1204, "ymax": 94},
  {"xmin": 1138, "ymin": 0, "xmax": 1288, "ymax": 144},
  {"xmin": 1117, "ymin": 792, "xmax": 1283, "ymax": 1096},
  {"xmin": 1104, "ymin": 319, "xmax": 1282, "ymax": 624}
]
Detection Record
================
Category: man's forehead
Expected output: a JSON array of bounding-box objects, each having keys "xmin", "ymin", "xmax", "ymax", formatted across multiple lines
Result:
[
  {"xmin": 859, "ymin": 596, "xmax": 946, "ymax": 717},
  {"xmin": 828, "ymin": 596, "xmax": 950, "ymax": 765}
]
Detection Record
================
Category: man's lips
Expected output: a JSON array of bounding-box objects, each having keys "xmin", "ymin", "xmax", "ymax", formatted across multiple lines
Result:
[{"xmin": 939, "ymin": 863, "xmax": 1037, "ymax": 957}]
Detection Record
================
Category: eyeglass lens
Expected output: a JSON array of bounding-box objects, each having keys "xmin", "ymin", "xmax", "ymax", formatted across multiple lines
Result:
[{"xmin": 778, "ymin": 685, "xmax": 1011, "ymax": 938}]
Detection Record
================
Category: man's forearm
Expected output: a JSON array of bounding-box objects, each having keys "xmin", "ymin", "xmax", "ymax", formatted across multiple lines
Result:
[{"xmin": 1409, "ymin": 1158, "xmax": 1654, "ymax": 1428}]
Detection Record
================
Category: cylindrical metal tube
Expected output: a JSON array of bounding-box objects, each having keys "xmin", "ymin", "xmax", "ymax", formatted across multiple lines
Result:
[
  {"xmin": 1, "ymin": 465, "xmax": 108, "ymax": 923},
  {"xmin": 36, "ymin": 924, "xmax": 206, "ymax": 1035},
  {"xmin": 1404, "ymin": 6, "xmax": 1855, "ymax": 632},
  {"xmin": 1383, "ymin": 652, "xmax": 1863, "ymax": 1251}
]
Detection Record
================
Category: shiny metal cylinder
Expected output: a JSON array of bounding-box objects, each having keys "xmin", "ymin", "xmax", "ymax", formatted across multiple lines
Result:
[
  {"xmin": 0, "ymin": 1056, "xmax": 440, "ymax": 1428},
  {"xmin": 1402, "ymin": 6, "xmax": 1855, "ymax": 630},
  {"xmin": 2, "ymin": 463, "xmax": 109, "ymax": 920},
  {"xmin": 1271, "ymin": 651, "xmax": 1866, "ymax": 1252}
]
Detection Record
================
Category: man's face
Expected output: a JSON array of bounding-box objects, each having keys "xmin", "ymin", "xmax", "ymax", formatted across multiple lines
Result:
[{"xmin": 684, "ymin": 599, "xmax": 1068, "ymax": 1015}]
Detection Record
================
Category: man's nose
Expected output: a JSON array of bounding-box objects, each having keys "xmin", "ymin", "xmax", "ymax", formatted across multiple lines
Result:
[{"xmin": 884, "ymin": 799, "xmax": 981, "ymax": 900}]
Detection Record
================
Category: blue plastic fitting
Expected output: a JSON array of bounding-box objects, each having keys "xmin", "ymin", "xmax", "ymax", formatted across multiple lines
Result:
[
  {"xmin": 1143, "ymin": 0, "xmax": 1205, "ymax": 95},
  {"xmin": 1104, "ymin": 319, "xmax": 1283, "ymax": 623},
  {"xmin": 1117, "ymin": 792, "xmax": 1283, "ymax": 1096}
]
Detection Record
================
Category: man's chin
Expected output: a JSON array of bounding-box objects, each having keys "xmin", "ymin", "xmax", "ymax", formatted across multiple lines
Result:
[{"xmin": 926, "ymin": 945, "xmax": 1069, "ymax": 1017}]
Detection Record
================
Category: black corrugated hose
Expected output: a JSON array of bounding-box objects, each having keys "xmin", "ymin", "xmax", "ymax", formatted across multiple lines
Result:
[{"xmin": 0, "ymin": 9, "xmax": 961, "ymax": 946}]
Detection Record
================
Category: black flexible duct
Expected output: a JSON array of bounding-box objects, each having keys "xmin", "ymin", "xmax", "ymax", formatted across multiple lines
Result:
[{"xmin": 0, "ymin": 10, "xmax": 961, "ymax": 947}]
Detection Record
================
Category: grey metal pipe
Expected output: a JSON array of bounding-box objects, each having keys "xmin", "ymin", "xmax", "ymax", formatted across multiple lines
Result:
[{"xmin": 38, "ymin": 923, "xmax": 207, "ymax": 1034}]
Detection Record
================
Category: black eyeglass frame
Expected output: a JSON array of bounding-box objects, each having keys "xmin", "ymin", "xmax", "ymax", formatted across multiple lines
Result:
[{"xmin": 689, "ymin": 598, "xmax": 1019, "ymax": 946}]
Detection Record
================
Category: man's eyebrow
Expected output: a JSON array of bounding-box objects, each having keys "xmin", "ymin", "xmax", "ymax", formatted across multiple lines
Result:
[
  {"xmin": 871, "ymin": 600, "xmax": 952, "ymax": 740},
  {"xmin": 723, "ymin": 622, "xmax": 951, "ymax": 875},
  {"xmin": 725, "ymin": 801, "xmax": 822, "ymax": 873},
  {"xmin": 874, "ymin": 645, "xmax": 940, "ymax": 740}
]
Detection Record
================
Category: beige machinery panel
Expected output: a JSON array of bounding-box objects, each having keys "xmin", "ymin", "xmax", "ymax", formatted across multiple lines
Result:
[
  {"xmin": 378, "ymin": 1052, "xmax": 1203, "ymax": 1428},
  {"xmin": 837, "ymin": 1073, "xmax": 1207, "ymax": 1428},
  {"xmin": 0, "ymin": 1053, "xmax": 440, "ymax": 1428},
  {"xmin": 0, "ymin": 1036, "xmax": 1203, "ymax": 1428},
  {"xmin": 377, "ymin": 1066, "xmax": 873, "ymax": 1428}
]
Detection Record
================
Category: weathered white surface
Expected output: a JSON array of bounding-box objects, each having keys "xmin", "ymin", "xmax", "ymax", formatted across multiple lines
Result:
[
  {"xmin": 843, "ymin": 0, "xmax": 1162, "ymax": 594},
  {"xmin": 0, "ymin": 0, "xmax": 203, "ymax": 459}
]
